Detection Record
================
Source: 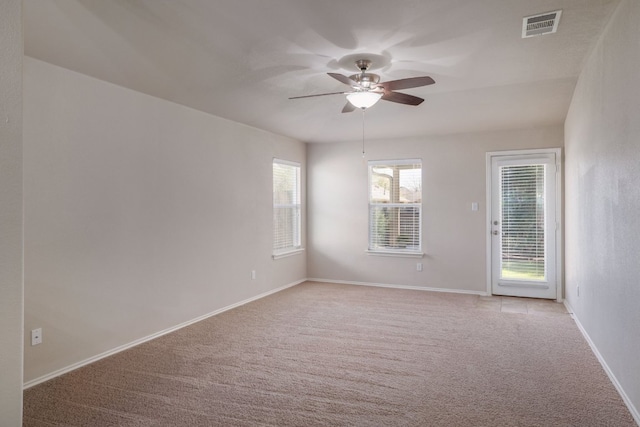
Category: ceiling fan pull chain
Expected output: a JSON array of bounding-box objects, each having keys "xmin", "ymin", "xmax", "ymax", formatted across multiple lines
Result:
[{"xmin": 362, "ymin": 108, "xmax": 366, "ymax": 158}]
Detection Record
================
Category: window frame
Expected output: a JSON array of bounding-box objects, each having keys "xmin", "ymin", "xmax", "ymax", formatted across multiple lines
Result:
[
  {"xmin": 272, "ymin": 158, "xmax": 304, "ymax": 259},
  {"xmin": 367, "ymin": 158, "xmax": 424, "ymax": 258}
]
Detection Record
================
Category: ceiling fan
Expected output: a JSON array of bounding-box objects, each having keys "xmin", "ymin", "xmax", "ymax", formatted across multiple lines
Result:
[{"xmin": 289, "ymin": 59, "xmax": 435, "ymax": 113}]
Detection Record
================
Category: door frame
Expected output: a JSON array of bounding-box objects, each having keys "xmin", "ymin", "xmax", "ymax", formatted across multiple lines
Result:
[{"xmin": 485, "ymin": 148, "xmax": 563, "ymax": 301}]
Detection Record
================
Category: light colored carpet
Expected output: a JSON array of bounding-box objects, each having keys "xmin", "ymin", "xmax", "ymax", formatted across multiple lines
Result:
[{"xmin": 23, "ymin": 281, "xmax": 636, "ymax": 426}]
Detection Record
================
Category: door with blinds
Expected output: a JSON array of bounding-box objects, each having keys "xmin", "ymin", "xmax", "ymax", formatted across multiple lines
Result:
[{"xmin": 489, "ymin": 151, "xmax": 560, "ymax": 299}]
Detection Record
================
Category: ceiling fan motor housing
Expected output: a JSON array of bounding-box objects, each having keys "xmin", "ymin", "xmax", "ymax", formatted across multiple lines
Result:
[{"xmin": 350, "ymin": 73, "xmax": 381, "ymax": 90}]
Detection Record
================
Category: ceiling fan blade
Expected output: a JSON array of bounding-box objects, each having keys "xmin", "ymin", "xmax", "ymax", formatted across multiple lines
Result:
[
  {"xmin": 289, "ymin": 91, "xmax": 346, "ymax": 100},
  {"xmin": 381, "ymin": 91, "xmax": 424, "ymax": 106},
  {"xmin": 328, "ymin": 72, "xmax": 360, "ymax": 87},
  {"xmin": 379, "ymin": 76, "xmax": 435, "ymax": 91},
  {"xmin": 342, "ymin": 102, "xmax": 356, "ymax": 113}
]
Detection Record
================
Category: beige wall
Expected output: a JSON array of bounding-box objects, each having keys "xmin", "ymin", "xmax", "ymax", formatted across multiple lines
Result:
[
  {"xmin": 23, "ymin": 57, "xmax": 306, "ymax": 383},
  {"xmin": 565, "ymin": 0, "xmax": 640, "ymax": 420},
  {"xmin": 307, "ymin": 127, "xmax": 563, "ymax": 293},
  {"xmin": 0, "ymin": 0, "xmax": 24, "ymax": 424}
]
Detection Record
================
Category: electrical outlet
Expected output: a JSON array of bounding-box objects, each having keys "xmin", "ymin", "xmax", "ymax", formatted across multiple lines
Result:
[
  {"xmin": 416, "ymin": 262, "xmax": 423, "ymax": 272},
  {"xmin": 31, "ymin": 328, "xmax": 42, "ymax": 346},
  {"xmin": 251, "ymin": 270, "xmax": 256, "ymax": 280}
]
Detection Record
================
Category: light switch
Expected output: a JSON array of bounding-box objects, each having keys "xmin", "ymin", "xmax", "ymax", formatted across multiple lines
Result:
[{"xmin": 471, "ymin": 202, "xmax": 479, "ymax": 211}]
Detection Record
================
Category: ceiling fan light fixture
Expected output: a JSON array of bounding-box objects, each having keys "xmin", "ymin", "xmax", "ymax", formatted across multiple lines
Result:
[{"xmin": 346, "ymin": 91, "xmax": 383, "ymax": 109}]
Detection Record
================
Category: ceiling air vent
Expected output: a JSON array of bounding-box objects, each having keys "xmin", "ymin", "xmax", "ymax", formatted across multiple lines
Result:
[{"xmin": 522, "ymin": 10, "xmax": 562, "ymax": 38}]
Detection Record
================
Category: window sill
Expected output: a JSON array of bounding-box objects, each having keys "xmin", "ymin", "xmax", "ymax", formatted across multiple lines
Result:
[
  {"xmin": 272, "ymin": 248, "xmax": 305, "ymax": 260},
  {"xmin": 365, "ymin": 250, "xmax": 425, "ymax": 259}
]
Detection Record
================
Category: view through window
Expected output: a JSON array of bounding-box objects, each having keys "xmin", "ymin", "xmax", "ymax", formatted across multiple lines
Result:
[{"xmin": 369, "ymin": 159, "xmax": 422, "ymax": 253}]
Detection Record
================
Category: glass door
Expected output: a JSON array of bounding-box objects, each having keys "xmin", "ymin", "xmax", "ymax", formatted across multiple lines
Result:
[{"xmin": 490, "ymin": 152, "xmax": 558, "ymax": 299}]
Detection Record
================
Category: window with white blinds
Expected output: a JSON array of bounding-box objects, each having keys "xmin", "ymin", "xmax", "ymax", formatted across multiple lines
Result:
[
  {"xmin": 273, "ymin": 159, "xmax": 301, "ymax": 256},
  {"xmin": 368, "ymin": 159, "xmax": 422, "ymax": 253},
  {"xmin": 500, "ymin": 164, "xmax": 546, "ymax": 281}
]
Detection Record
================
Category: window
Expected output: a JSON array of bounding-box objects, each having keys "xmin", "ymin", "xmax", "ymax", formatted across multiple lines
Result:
[
  {"xmin": 500, "ymin": 164, "xmax": 546, "ymax": 280},
  {"xmin": 273, "ymin": 159, "xmax": 302, "ymax": 257},
  {"xmin": 368, "ymin": 159, "xmax": 422, "ymax": 255}
]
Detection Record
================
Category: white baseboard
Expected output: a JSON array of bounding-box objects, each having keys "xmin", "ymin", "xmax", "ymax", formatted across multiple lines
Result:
[
  {"xmin": 564, "ymin": 300, "xmax": 640, "ymax": 426},
  {"xmin": 23, "ymin": 279, "xmax": 305, "ymax": 390},
  {"xmin": 307, "ymin": 278, "xmax": 488, "ymax": 296}
]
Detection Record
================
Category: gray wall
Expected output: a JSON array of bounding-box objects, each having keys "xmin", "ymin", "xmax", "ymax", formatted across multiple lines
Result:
[
  {"xmin": 564, "ymin": 0, "xmax": 640, "ymax": 420},
  {"xmin": 0, "ymin": 0, "xmax": 24, "ymax": 424},
  {"xmin": 23, "ymin": 57, "xmax": 306, "ymax": 383},
  {"xmin": 307, "ymin": 127, "xmax": 563, "ymax": 293}
]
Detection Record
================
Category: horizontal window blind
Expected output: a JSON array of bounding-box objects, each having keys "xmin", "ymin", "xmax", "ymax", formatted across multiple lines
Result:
[
  {"xmin": 273, "ymin": 159, "xmax": 301, "ymax": 254},
  {"xmin": 500, "ymin": 164, "xmax": 546, "ymax": 281},
  {"xmin": 369, "ymin": 160, "xmax": 422, "ymax": 252}
]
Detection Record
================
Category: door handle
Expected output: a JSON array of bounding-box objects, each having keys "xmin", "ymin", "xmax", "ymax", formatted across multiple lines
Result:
[{"xmin": 492, "ymin": 230, "xmax": 499, "ymax": 235}]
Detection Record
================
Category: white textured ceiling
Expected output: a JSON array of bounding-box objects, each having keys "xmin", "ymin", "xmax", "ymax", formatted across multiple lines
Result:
[{"xmin": 24, "ymin": 0, "xmax": 618, "ymax": 143}]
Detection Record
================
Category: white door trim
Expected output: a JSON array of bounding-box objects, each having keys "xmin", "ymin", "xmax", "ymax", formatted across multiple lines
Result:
[{"xmin": 485, "ymin": 148, "xmax": 563, "ymax": 301}]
